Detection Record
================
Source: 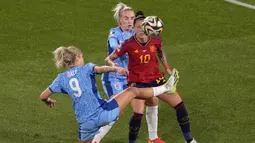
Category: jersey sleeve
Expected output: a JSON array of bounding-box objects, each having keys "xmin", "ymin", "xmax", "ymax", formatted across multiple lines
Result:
[
  {"xmin": 85, "ymin": 62, "xmax": 97, "ymax": 75},
  {"xmin": 49, "ymin": 74, "xmax": 62, "ymax": 93},
  {"xmin": 154, "ymin": 36, "xmax": 162, "ymax": 49},
  {"xmin": 108, "ymin": 28, "xmax": 119, "ymax": 50},
  {"xmin": 115, "ymin": 41, "xmax": 129, "ymax": 57}
]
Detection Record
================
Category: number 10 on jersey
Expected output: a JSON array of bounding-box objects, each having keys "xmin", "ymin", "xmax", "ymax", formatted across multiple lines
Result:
[{"xmin": 140, "ymin": 54, "xmax": 151, "ymax": 64}]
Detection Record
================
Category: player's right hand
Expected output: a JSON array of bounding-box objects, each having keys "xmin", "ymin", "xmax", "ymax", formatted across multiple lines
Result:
[{"xmin": 116, "ymin": 67, "xmax": 129, "ymax": 75}]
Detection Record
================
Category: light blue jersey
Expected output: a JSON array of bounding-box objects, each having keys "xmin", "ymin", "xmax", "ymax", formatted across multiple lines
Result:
[
  {"xmin": 101, "ymin": 27, "xmax": 135, "ymax": 97},
  {"xmin": 102, "ymin": 27, "xmax": 135, "ymax": 81},
  {"xmin": 49, "ymin": 63, "xmax": 119, "ymax": 140}
]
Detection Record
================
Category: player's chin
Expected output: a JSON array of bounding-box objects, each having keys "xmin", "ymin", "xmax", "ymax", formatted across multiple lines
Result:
[
  {"xmin": 139, "ymin": 33, "xmax": 146, "ymax": 38},
  {"xmin": 127, "ymin": 25, "xmax": 133, "ymax": 30}
]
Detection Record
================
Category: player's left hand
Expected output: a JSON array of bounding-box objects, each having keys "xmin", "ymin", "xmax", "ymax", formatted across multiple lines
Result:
[
  {"xmin": 116, "ymin": 67, "xmax": 129, "ymax": 75},
  {"xmin": 166, "ymin": 69, "xmax": 172, "ymax": 75},
  {"xmin": 44, "ymin": 98, "xmax": 56, "ymax": 108}
]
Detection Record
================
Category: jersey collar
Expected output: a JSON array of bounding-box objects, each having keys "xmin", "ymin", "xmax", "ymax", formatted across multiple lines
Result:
[{"xmin": 134, "ymin": 35, "xmax": 151, "ymax": 47}]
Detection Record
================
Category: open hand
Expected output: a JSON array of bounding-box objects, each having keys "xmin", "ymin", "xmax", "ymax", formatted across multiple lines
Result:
[
  {"xmin": 44, "ymin": 98, "xmax": 56, "ymax": 108},
  {"xmin": 116, "ymin": 67, "xmax": 129, "ymax": 75}
]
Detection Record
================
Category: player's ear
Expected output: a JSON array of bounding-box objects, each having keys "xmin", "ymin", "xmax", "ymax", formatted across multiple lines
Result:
[{"xmin": 76, "ymin": 54, "xmax": 82, "ymax": 61}]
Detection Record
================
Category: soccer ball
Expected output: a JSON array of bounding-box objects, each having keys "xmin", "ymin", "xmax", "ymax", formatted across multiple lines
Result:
[{"xmin": 142, "ymin": 16, "xmax": 164, "ymax": 36}]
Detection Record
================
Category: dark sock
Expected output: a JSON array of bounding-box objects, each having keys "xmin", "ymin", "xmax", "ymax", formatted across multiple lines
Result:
[
  {"xmin": 174, "ymin": 101, "xmax": 193, "ymax": 142},
  {"xmin": 128, "ymin": 112, "xmax": 143, "ymax": 142}
]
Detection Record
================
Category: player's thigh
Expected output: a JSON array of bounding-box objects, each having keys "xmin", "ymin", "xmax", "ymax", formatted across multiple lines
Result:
[
  {"xmin": 78, "ymin": 120, "xmax": 100, "ymax": 142},
  {"xmin": 131, "ymin": 99, "xmax": 145, "ymax": 114},
  {"xmin": 158, "ymin": 92, "xmax": 182, "ymax": 107},
  {"xmin": 102, "ymin": 79, "xmax": 127, "ymax": 98},
  {"xmin": 112, "ymin": 87, "xmax": 139, "ymax": 113},
  {"xmin": 132, "ymin": 81, "xmax": 159, "ymax": 108},
  {"xmin": 145, "ymin": 76, "xmax": 180, "ymax": 106}
]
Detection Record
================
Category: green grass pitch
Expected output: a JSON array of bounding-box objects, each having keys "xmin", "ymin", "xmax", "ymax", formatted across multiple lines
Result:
[{"xmin": 0, "ymin": 0, "xmax": 254, "ymax": 142}]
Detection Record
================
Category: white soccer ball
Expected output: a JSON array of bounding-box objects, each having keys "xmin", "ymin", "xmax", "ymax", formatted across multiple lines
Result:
[{"xmin": 142, "ymin": 16, "xmax": 164, "ymax": 36}]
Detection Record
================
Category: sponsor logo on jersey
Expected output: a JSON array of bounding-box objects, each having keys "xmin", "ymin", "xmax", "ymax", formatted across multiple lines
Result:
[{"xmin": 134, "ymin": 49, "xmax": 139, "ymax": 53}]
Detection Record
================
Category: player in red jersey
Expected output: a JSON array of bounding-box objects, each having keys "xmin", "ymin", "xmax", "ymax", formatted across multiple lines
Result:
[{"xmin": 105, "ymin": 11, "xmax": 197, "ymax": 143}]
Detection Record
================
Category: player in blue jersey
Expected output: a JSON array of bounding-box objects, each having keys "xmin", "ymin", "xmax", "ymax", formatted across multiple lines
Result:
[
  {"xmin": 96, "ymin": 3, "xmax": 165, "ymax": 143},
  {"xmin": 101, "ymin": 2, "xmax": 135, "ymax": 99},
  {"xmin": 95, "ymin": 2, "xmax": 135, "ymax": 142},
  {"xmin": 39, "ymin": 46, "xmax": 179, "ymax": 143}
]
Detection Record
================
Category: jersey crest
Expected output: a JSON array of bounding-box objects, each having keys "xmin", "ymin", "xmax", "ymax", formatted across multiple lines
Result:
[
  {"xmin": 149, "ymin": 45, "xmax": 156, "ymax": 52},
  {"xmin": 109, "ymin": 31, "xmax": 115, "ymax": 37}
]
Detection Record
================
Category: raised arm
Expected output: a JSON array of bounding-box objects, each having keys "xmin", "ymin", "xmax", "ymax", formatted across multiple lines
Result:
[
  {"xmin": 157, "ymin": 47, "xmax": 172, "ymax": 75},
  {"xmin": 105, "ymin": 51, "xmax": 119, "ymax": 67},
  {"xmin": 105, "ymin": 38, "xmax": 129, "ymax": 67},
  {"xmin": 94, "ymin": 65, "xmax": 128, "ymax": 75}
]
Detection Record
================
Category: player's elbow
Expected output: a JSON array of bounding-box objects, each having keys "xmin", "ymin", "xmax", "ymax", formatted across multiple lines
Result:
[
  {"xmin": 105, "ymin": 56, "xmax": 111, "ymax": 65},
  {"xmin": 104, "ymin": 56, "xmax": 108, "ymax": 62}
]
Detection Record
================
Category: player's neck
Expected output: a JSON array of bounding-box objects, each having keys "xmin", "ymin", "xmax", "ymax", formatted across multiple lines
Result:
[
  {"xmin": 69, "ymin": 62, "xmax": 83, "ymax": 68},
  {"xmin": 120, "ymin": 26, "xmax": 131, "ymax": 32},
  {"xmin": 136, "ymin": 35, "xmax": 149, "ymax": 43}
]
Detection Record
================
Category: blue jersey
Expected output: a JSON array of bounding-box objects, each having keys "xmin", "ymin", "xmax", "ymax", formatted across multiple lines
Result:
[
  {"xmin": 49, "ymin": 63, "xmax": 106, "ymax": 123},
  {"xmin": 102, "ymin": 27, "xmax": 135, "ymax": 81}
]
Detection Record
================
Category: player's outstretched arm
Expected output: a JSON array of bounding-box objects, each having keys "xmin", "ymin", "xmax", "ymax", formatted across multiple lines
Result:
[
  {"xmin": 94, "ymin": 66, "xmax": 128, "ymax": 75},
  {"xmin": 105, "ymin": 51, "xmax": 119, "ymax": 67},
  {"xmin": 157, "ymin": 47, "xmax": 172, "ymax": 75},
  {"xmin": 40, "ymin": 88, "xmax": 56, "ymax": 108}
]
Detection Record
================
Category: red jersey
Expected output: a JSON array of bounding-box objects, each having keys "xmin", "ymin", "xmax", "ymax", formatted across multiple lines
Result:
[{"xmin": 115, "ymin": 36, "xmax": 164, "ymax": 83}]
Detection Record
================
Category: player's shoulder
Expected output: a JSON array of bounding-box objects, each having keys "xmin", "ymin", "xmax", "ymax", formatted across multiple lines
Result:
[
  {"xmin": 109, "ymin": 27, "xmax": 122, "ymax": 36},
  {"xmin": 83, "ymin": 62, "xmax": 96, "ymax": 70},
  {"xmin": 54, "ymin": 73, "xmax": 64, "ymax": 82},
  {"xmin": 121, "ymin": 36, "xmax": 135, "ymax": 47}
]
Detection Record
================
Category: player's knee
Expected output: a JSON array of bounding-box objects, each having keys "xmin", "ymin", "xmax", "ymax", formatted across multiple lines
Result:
[
  {"xmin": 126, "ymin": 87, "xmax": 139, "ymax": 96},
  {"xmin": 132, "ymin": 104, "xmax": 144, "ymax": 114},
  {"xmin": 132, "ymin": 108, "xmax": 144, "ymax": 114},
  {"xmin": 145, "ymin": 96, "xmax": 158, "ymax": 106},
  {"xmin": 131, "ymin": 100, "xmax": 145, "ymax": 113}
]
